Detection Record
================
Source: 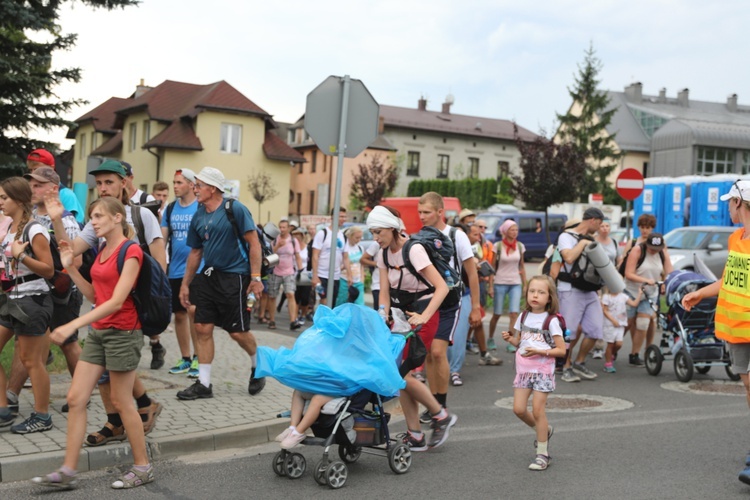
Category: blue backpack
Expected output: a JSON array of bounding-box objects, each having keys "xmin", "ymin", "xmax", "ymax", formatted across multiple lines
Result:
[{"xmin": 116, "ymin": 240, "xmax": 172, "ymax": 337}]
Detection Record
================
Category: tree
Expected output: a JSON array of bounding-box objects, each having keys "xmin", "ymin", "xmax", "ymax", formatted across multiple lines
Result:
[
  {"xmin": 0, "ymin": 0, "xmax": 138, "ymax": 161},
  {"xmin": 247, "ymin": 171, "xmax": 279, "ymax": 221},
  {"xmin": 513, "ymin": 125, "xmax": 588, "ymax": 244},
  {"xmin": 556, "ymin": 43, "xmax": 623, "ymax": 201},
  {"xmin": 349, "ymin": 154, "xmax": 398, "ymax": 210}
]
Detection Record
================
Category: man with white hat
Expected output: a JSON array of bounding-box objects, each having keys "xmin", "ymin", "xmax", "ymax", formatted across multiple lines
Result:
[{"xmin": 176, "ymin": 166, "xmax": 266, "ymax": 400}]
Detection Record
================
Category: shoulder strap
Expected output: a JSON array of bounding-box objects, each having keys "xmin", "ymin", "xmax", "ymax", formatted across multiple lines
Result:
[
  {"xmin": 635, "ymin": 242, "xmax": 648, "ymax": 269},
  {"xmin": 139, "ymin": 191, "xmax": 149, "ymax": 204},
  {"xmin": 401, "ymin": 241, "xmax": 434, "ymax": 291},
  {"xmin": 449, "ymin": 226, "xmax": 459, "ymax": 271},
  {"xmin": 129, "ymin": 204, "xmax": 147, "ymax": 251},
  {"xmin": 116, "ymin": 240, "xmax": 138, "ymax": 275},
  {"xmin": 21, "ymin": 220, "xmax": 43, "ymax": 255},
  {"xmin": 520, "ymin": 310, "xmax": 529, "ymax": 329},
  {"xmin": 165, "ymin": 202, "xmax": 176, "ymax": 237},
  {"xmin": 541, "ymin": 313, "xmax": 557, "ymax": 348}
]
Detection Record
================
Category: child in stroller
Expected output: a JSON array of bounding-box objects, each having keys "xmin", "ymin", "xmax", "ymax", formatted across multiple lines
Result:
[{"xmin": 276, "ymin": 390, "xmax": 334, "ymax": 449}]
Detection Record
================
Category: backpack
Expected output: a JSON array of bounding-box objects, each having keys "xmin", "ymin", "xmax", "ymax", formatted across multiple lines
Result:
[
  {"xmin": 493, "ymin": 240, "xmax": 525, "ymax": 274},
  {"xmin": 22, "ymin": 220, "xmax": 72, "ymax": 305},
  {"xmin": 556, "ymin": 232, "xmax": 603, "ymax": 292},
  {"xmin": 223, "ymin": 198, "xmax": 274, "ymax": 276},
  {"xmin": 129, "ymin": 203, "xmax": 153, "ymax": 256},
  {"xmin": 519, "ymin": 310, "xmax": 566, "ymax": 349},
  {"xmin": 384, "ymin": 226, "xmax": 462, "ymax": 310},
  {"xmin": 116, "ymin": 240, "xmax": 172, "ymax": 337},
  {"xmin": 134, "ymin": 191, "xmax": 161, "ymax": 221},
  {"xmin": 617, "ymin": 240, "xmax": 665, "ymax": 276}
]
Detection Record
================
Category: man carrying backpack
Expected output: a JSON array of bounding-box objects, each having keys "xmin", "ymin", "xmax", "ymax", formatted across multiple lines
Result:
[
  {"xmin": 176, "ymin": 166, "xmax": 266, "ymax": 400},
  {"xmin": 557, "ymin": 207, "xmax": 605, "ymax": 383}
]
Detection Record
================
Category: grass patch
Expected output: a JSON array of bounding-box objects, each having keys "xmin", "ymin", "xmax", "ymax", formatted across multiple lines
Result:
[{"xmin": 1, "ymin": 342, "xmax": 72, "ymax": 375}]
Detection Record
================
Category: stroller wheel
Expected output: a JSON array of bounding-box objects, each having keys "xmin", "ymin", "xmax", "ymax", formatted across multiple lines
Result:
[
  {"xmin": 314, "ymin": 459, "xmax": 329, "ymax": 485},
  {"xmin": 696, "ymin": 366, "xmax": 711, "ymax": 375},
  {"xmin": 388, "ymin": 443, "xmax": 412, "ymax": 474},
  {"xmin": 726, "ymin": 364, "xmax": 742, "ymax": 382},
  {"xmin": 272, "ymin": 451, "xmax": 287, "ymax": 477},
  {"xmin": 645, "ymin": 345, "xmax": 663, "ymax": 376},
  {"xmin": 284, "ymin": 452, "xmax": 306, "ymax": 479},
  {"xmin": 338, "ymin": 445, "xmax": 362, "ymax": 464},
  {"xmin": 326, "ymin": 460, "xmax": 348, "ymax": 489},
  {"xmin": 674, "ymin": 349, "xmax": 694, "ymax": 383}
]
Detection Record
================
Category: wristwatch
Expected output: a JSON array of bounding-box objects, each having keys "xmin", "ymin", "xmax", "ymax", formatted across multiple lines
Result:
[{"xmin": 252, "ymin": 276, "xmax": 262, "ymax": 282}]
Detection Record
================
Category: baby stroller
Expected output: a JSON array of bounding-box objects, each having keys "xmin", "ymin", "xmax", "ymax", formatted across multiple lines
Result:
[
  {"xmin": 644, "ymin": 270, "xmax": 741, "ymax": 382},
  {"xmin": 272, "ymin": 389, "xmax": 411, "ymax": 489}
]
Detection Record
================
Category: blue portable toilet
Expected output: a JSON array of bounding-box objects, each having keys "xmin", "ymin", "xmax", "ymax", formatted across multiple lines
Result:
[
  {"xmin": 660, "ymin": 181, "xmax": 685, "ymax": 234},
  {"xmin": 634, "ymin": 177, "xmax": 667, "ymax": 237},
  {"xmin": 690, "ymin": 175, "xmax": 734, "ymax": 227}
]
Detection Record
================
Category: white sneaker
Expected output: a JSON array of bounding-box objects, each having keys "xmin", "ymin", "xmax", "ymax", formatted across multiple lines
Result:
[
  {"xmin": 478, "ymin": 352, "xmax": 502, "ymax": 366},
  {"xmin": 591, "ymin": 348, "xmax": 604, "ymax": 360}
]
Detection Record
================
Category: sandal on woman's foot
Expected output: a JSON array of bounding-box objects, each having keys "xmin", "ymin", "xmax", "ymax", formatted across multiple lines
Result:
[
  {"xmin": 85, "ymin": 422, "xmax": 126, "ymax": 447},
  {"xmin": 528, "ymin": 454, "xmax": 550, "ymax": 471},
  {"xmin": 31, "ymin": 469, "xmax": 78, "ymax": 489},
  {"xmin": 268, "ymin": 321, "xmax": 276, "ymax": 330},
  {"xmin": 450, "ymin": 372, "xmax": 463, "ymax": 386},
  {"xmin": 111, "ymin": 465, "xmax": 154, "ymax": 489}
]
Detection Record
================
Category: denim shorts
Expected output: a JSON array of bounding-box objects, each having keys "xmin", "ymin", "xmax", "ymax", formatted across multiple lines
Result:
[
  {"xmin": 493, "ymin": 284, "xmax": 521, "ymax": 315},
  {"xmin": 627, "ymin": 298, "xmax": 655, "ymax": 318}
]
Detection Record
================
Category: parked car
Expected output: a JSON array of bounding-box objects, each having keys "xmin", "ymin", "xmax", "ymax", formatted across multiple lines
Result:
[
  {"xmin": 664, "ymin": 226, "xmax": 733, "ymax": 278},
  {"xmin": 477, "ymin": 211, "xmax": 567, "ymax": 260},
  {"xmin": 610, "ymin": 228, "xmax": 632, "ymax": 249},
  {"xmin": 380, "ymin": 197, "xmax": 461, "ymax": 234}
]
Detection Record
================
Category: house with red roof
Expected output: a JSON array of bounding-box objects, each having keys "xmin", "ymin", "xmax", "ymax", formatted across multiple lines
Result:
[{"xmin": 67, "ymin": 79, "xmax": 304, "ymax": 223}]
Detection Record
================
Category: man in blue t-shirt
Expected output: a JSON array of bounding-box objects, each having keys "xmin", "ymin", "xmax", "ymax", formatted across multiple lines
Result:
[
  {"xmin": 161, "ymin": 168, "xmax": 201, "ymax": 378},
  {"xmin": 176, "ymin": 167, "xmax": 266, "ymax": 401}
]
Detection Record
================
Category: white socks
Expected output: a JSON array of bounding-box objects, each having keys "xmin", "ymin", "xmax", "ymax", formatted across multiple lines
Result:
[{"xmin": 199, "ymin": 364, "xmax": 212, "ymax": 387}]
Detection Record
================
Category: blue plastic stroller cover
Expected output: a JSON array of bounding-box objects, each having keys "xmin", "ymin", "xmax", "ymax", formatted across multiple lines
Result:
[{"xmin": 255, "ymin": 304, "xmax": 407, "ymax": 397}]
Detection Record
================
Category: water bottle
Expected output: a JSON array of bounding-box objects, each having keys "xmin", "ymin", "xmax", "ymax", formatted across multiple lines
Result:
[
  {"xmin": 444, "ymin": 270, "xmax": 456, "ymax": 288},
  {"xmin": 378, "ymin": 305, "xmax": 388, "ymax": 323},
  {"xmin": 315, "ymin": 283, "xmax": 326, "ymax": 298},
  {"xmin": 563, "ymin": 328, "xmax": 571, "ymax": 344},
  {"xmin": 246, "ymin": 292, "xmax": 256, "ymax": 311}
]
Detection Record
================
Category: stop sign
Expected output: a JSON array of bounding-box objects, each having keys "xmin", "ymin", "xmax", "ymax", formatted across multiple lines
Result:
[{"xmin": 616, "ymin": 168, "xmax": 645, "ymax": 201}]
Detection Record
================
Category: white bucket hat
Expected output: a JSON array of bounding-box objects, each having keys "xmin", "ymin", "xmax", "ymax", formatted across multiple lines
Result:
[{"xmin": 195, "ymin": 166, "xmax": 225, "ymax": 192}]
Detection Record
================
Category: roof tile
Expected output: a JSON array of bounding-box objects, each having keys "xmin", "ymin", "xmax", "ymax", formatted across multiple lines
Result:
[{"xmin": 263, "ymin": 131, "xmax": 305, "ymax": 163}]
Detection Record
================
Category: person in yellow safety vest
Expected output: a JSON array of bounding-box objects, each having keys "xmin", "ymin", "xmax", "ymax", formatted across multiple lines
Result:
[{"xmin": 682, "ymin": 179, "xmax": 750, "ymax": 487}]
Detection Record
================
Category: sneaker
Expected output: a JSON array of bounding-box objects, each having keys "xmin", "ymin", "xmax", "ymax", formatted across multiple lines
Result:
[
  {"xmin": 419, "ymin": 409, "xmax": 432, "ymax": 425},
  {"xmin": 11, "ymin": 412, "xmax": 52, "ymax": 434},
  {"xmin": 740, "ymin": 465, "xmax": 750, "ymax": 486},
  {"xmin": 306, "ymin": 313, "xmax": 314, "ymax": 322},
  {"xmin": 6, "ymin": 390, "xmax": 18, "ymax": 416},
  {"xmin": 572, "ymin": 362, "xmax": 598, "ymax": 380},
  {"xmin": 0, "ymin": 410, "xmax": 14, "ymax": 428},
  {"xmin": 591, "ymin": 348, "xmax": 604, "ymax": 359},
  {"xmin": 451, "ymin": 372, "xmax": 463, "ymax": 386},
  {"xmin": 478, "ymin": 352, "xmax": 502, "ymax": 366},
  {"xmin": 629, "ymin": 354, "xmax": 645, "ymax": 366},
  {"xmin": 31, "ymin": 469, "xmax": 78, "ymax": 489},
  {"xmin": 528, "ymin": 454, "xmax": 550, "ymax": 471},
  {"xmin": 176, "ymin": 380, "xmax": 213, "ymax": 400},
  {"xmin": 169, "ymin": 358, "xmax": 191, "ymax": 375},
  {"xmin": 603, "ymin": 363, "xmax": 616, "ymax": 373},
  {"xmin": 187, "ymin": 357, "xmax": 199, "ymax": 378},
  {"xmin": 248, "ymin": 368, "xmax": 266, "ymax": 396},
  {"xmin": 466, "ymin": 342, "xmax": 479, "ymax": 355},
  {"xmin": 412, "ymin": 371, "xmax": 426, "ymax": 383},
  {"xmin": 150, "ymin": 343, "xmax": 166, "ymax": 370},
  {"xmin": 506, "ymin": 344, "xmax": 517, "ymax": 353},
  {"xmin": 399, "ymin": 432, "xmax": 428, "ymax": 452},
  {"xmin": 280, "ymin": 431, "xmax": 306, "ymax": 449},
  {"xmin": 428, "ymin": 412, "xmax": 457, "ymax": 448},
  {"xmin": 561, "ymin": 368, "xmax": 581, "ymax": 383},
  {"xmin": 487, "ymin": 338, "xmax": 498, "ymax": 351},
  {"xmin": 296, "ymin": 316, "xmax": 306, "ymax": 326},
  {"xmin": 275, "ymin": 427, "xmax": 294, "ymax": 442},
  {"xmin": 290, "ymin": 320, "xmax": 301, "ymax": 331}
]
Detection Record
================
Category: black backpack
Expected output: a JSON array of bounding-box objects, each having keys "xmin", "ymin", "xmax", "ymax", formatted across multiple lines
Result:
[
  {"xmin": 556, "ymin": 232, "xmax": 603, "ymax": 292},
  {"xmin": 306, "ymin": 228, "xmax": 326, "ymax": 272},
  {"xmin": 519, "ymin": 310, "xmax": 567, "ymax": 349},
  {"xmin": 21, "ymin": 220, "xmax": 71, "ymax": 305},
  {"xmin": 617, "ymin": 240, "xmax": 665, "ymax": 276},
  {"xmin": 129, "ymin": 203, "xmax": 153, "ymax": 256},
  {"xmin": 133, "ymin": 191, "xmax": 161, "ymax": 222},
  {"xmin": 222, "ymin": 198, "xmax": 274, "ymax": 277}
]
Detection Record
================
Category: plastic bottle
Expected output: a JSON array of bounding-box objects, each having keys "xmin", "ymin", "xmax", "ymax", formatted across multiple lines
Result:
[
  {"xmin": 246, "ymin": 292, "xmax": 256, "ymax": 311},
  {"xmin": 315, "ymin": 284, "xmax": 326, "ymax": 298},
  {"xmin": 444, "ymin": 270, "xmax": 456, "ymax": 288},
  {"xmin": 378, "ymin": 305, "xmax": 388, "ymax": 323}
]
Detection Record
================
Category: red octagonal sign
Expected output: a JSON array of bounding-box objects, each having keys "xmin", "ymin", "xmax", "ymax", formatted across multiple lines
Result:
[{"xmin": 615, "ymin": 168, "xmax": 645, "ymax": 201}]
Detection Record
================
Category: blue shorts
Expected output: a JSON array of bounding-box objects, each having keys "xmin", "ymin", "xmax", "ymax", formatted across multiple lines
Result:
[
  {"xmin": 493, "ymin": 284, "xmax": 522, "ymax": 315},
  {"xmin": 627, "ymin": 298, "xmax": 655, "ymax": 318}
]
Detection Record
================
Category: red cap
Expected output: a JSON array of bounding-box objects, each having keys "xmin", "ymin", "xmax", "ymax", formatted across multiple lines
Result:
[{"xmin": 27, "ymin": 149, "xmax": 55, "ymax": 167}]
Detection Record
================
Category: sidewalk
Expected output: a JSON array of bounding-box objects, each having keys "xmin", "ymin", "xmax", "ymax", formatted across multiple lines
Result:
[{"xmin": 0, "ymin": 294, "xmax": 509, "ymax": 483}]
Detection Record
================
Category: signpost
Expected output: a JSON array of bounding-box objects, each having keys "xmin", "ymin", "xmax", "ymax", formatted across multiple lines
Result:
[
  {"xmin": 616, "ymin": 168, "xmax": 645, "ymax": 238},
  {"xmin": 305, "ymin": 75, "xmax": 379, "ymax": 302}
]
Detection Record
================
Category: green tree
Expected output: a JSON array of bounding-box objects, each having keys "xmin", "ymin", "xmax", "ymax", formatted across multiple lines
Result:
[
  {"xmin": 350, "ymin": 154, "xmax": 398, "ymax": 210},
  {"xmin": 556, "ymin": 43, "xmax": 623, "ymax": 200},
  {"xmin": 0, "ymin": 0, "xmax": 138, "ymax": 161}
]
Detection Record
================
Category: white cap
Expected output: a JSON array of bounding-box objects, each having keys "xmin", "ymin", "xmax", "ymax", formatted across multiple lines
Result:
[
  {"xmin": 195, "ymin": 166, "xmax": 225, "ymax": 192},
  {"xmin": 720, "ymin": 180, "xmax": 750, "ymax": 201},
  {"xmin": 178, "ymin": 168, "xmax": 196, "ymax": 183},
  {"xmin": 289, "ymin": 219, "xmax": 299, "ymax": 227}
]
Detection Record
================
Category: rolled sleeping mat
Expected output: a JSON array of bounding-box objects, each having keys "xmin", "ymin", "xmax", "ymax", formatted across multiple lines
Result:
[{"xmin": 584, "ymin": 242, "xmax": 626, "ymax": 293}]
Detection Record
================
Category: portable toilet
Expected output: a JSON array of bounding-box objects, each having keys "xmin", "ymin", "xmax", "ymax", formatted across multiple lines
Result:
[
  {"xmin": 634, "ymin": 177, "xmax": 668, "ymax": 237},
  {"xmin": 690, "ymin": 175, "xmax": 734, "ymax": 227},
  {"xmin": 673, "ymin": 175, "xmax": 704, "ymax": 231},
  {"xmin": 660, "ymin": 181, "xmax": 685, "ymax": 234}
]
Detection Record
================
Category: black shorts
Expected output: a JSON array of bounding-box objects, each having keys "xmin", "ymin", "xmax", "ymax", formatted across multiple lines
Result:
[
  {"xmin": 170, "ymin": 278, "xmax": 187, "ymax": 313},
  {"xmin": 295, "ymin": 285, "xmax": 311, "ymax": 307},
  {"xmin": 320, "ymin": 278, "xmax": 340, "ymax": 306},
  {"xmin": 0, "ymin": 293, "xmax": 53, "ymax": 336},
  {"xmin": 435, "ymin": 302, "xmax": 460, "ymax": 344},
  {"xmin": 190, "ymin": 270, "xmax": 250, "ymax": 333},
  {"xmin": 51, "ymin": 289, "xmax": 82, "ymax": 345}
]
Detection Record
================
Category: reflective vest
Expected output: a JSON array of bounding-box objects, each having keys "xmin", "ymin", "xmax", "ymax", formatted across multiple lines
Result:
[{"xmin": 715, "ymin": 229, "xmax": 750, "ymax": 343}]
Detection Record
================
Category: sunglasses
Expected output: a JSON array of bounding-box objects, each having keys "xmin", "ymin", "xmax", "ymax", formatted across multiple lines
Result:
[{"xmin": 734, "ymin": 180, "xmax": 745, "ymax": 204}]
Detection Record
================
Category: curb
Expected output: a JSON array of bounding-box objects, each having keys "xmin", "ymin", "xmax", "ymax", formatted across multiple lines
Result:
[{"xmin": 0, "ymin": 398, "xmax": 402, "ymax": 483}]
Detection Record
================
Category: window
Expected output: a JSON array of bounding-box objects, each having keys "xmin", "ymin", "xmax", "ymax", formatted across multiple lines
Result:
[
  {"xmin": 697, "ymin": 147, "xmax": 735, "ymax": 175},
  {"xmin": 90, "ymin": 132, "xmax": 97, "ymax": 152},
  {"xmin": 708, "ymin": 231, "xmax": 730, "ymax": 249},
  {"xmin": 407, "ymin": 151, "xmax": 420, "ymax": 176},
  {"xmin": 497, "ymin": 161, "xmax": 509, "ymax": 181},
  {"xmin": 469, "ymin": 157, "xmax": 479, "ymax": 178},
  {"xmin": 143, "ymin": 120, "xmax": 151, "ymax": 143},
  {"xmin": 220, "ymin": 123, "xmax": 242, "ymax": 154},
  {"xmin": 742, "ymin": 152, "xmax": 750, "ymax": 175},
  {"xmin": 311, "ymin": 151, "xmax": 317, "ymax": 173},
  {"xmin": 298, "ymin": 159, "xmax": 303, "ymax": 174},
  {"xmin": 296, "ymin": 193, "xmax": 302, "ymax": 215},
  {"xmin": 129, "ymin": 122, "xmax": 137, "ymax": 152},
  {"xmin": 79, "ymin": 134, "xmax": 86, "ymax": 159},
  {"xmin": 630, "ymin": 108, "xmax": 668, "ymax": 138},
  {"xmin": 518, "ymin": 217, "xmax": 537, "ymax": 233},
  {"xmin": 309, "ymin": 190, "xmax": 315, "ymax": 214},
  {"xmin": 437, "ymin": 154, "xmax": 449, "ymax": 178}
]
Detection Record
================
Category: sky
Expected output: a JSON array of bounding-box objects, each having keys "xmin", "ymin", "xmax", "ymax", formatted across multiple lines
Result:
[{"xmin": 38, "ymin": 0, "xmax": 750, "ymax": 148}]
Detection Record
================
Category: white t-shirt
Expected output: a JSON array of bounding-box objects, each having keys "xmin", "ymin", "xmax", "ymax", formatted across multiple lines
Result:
[
  {"xmin": 442, "ymin": 225, "xmax": 473, "ymax": 271},
  {"xmin": 1, "ymin": 224, "xmax": 51, "ymax": 296},
  {"xmin": 312, "ymin": 227, "xmax": 346, "ymax": 280},
  {"xmin": 513, "ymin": 312, "xmax": 563, "ymax": 355},
  {"xmin": 130, "ymin": 189, "xmax": 156, "ymax": 204},
  {"xmin": 80, "ymin": 205, "xmax": 162, "ymax": 248},
  {"xmin": 366, "ymin": 241, "xmax": 381, "ymax": 291},
  {"xmin": 556, "ymin": 231, "xmax": 580, "ymax": 292},
  {"xmin": 602, "ymin": 293, "xmax": 628, "ymax": 327}
]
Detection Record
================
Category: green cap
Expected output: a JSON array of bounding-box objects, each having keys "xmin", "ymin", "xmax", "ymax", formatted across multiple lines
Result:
[{"xmin": 89, "ymin": 159, "xmax": 127, "ymax": 178}]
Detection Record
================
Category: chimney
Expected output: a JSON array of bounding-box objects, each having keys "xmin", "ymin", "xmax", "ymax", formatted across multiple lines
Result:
[
  {"xmin": 677, "ymin": 88, "xmax": 689, "ymax": 107},
  {"xmin": 417, "ymin": 97, "xmax": 427, "ymax": 111},
  {"xmin": 727, "ymin": 93, "xmax": 738, "ymax": 112},
  {"xmin": 441, "ymin": 93, "xmax": 455, "ymax": 114},
  {"xmin": 658, "ymin": 88, "xmax": 667, "ymax": 103},
  {"xmin": 624, "ymin": 82, "xmax": 643, "ymax": 104},
  {"xmin": 378, "ymin": 116, "xmax": 385, "ymax": 134},
  {"xmin": 135, "ymin": 78, "xmax": 152, "ymax": 99}
]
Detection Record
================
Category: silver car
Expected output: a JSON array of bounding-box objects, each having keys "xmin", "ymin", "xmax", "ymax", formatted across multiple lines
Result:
[{"xmin": 664, "ymin": 226, "xmax": 734, "ymax": 278}]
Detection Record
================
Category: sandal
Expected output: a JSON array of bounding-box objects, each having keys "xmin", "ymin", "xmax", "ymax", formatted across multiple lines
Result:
[
  {"xmin": 111, "ymin": 465, "xmax": 154, "ymax": 489},
  {"xmin": 268, "ymin": 321, "xmax": 276, "ymax": 330},
  {"xmin": 139, "ymin": 401, "xmax": 163, "ymax": 435},
  {"xmin": 528, "ymin": 454, "xmax": 550, "ymax": 471},
  {"xmin": 450, "ymin": 372, "xmax": 463, "ymax": 386},
  {"xmin": 31, "ymin": 469, "xmax": 78, "ymax": 489},
  {"xmin": 85, "ymin": 422, "xmax": 126, "ymax": 447}
]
